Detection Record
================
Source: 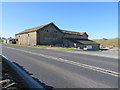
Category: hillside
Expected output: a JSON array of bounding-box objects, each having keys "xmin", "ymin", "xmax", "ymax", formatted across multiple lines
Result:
[{"xmin": 93, "ymin": 38, "xmax": 119, "ymax": 48}]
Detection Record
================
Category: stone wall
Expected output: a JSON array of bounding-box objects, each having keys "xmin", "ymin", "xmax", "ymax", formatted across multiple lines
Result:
[
  {"xmin": 37, "ymin": 24, "xmax": 63, "ymax": 45},
  {"xmin": 63, "ymin": 39, "xmax": 74, "ymax": 47},
  {"xmin": 16, "ymin": 32, "xmax": 37, "ymax": 45},
  {"xmin": 80, "ymin": 34, "xmax": 88, "ymax": 39}
]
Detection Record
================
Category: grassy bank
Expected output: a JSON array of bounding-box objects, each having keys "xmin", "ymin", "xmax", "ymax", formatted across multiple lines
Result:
[{"xmin": 93, "ymin": 38, "xmax": 119, "ymax": 48}]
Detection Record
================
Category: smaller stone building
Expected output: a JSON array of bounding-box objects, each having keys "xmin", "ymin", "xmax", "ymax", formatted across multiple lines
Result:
[
  {"xmin": 61, "ymin": 30, "xmax": 100, "ymax": 49},
  {"xmin": 15, "ymin": 22, "xmax": 100, "ymax": 50}
]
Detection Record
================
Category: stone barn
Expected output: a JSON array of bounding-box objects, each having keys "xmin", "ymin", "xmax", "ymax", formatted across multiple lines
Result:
[
  {"xmin": 16, "ymin": 22, "xmax": 63, "ymax": 46},
  {"xmin": 15, "ymin": 22, "xmax": 100, "ymax": 50}
]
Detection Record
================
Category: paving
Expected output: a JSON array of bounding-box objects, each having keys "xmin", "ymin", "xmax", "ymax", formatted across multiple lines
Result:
[
  {"xmin": 2, "ymin": 44, "xmax": 118, "ymax": 88},
  {"xmin": 46, "ymin": 47, "xmax": 118, "ymax": 59}
]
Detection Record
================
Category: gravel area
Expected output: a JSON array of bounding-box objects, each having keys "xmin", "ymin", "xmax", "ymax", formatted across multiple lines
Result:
[
  {"xmin": 68, "ymin": 48, "xmax": 119, "ymax": 59},
  {"xmin": 46, "ymin": 47, "xmax": 119, "ymax": 59}
]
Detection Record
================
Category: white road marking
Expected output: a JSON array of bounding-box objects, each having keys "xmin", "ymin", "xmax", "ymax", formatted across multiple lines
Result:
[{"xmin": 4, "ymin": 46, "xmax": 119, "ymax": 77}]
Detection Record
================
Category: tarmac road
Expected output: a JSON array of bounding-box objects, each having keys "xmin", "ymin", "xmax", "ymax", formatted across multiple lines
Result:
[{"xmin": 2, "ymin": 44, "xmax": 118, "ymax": 88}]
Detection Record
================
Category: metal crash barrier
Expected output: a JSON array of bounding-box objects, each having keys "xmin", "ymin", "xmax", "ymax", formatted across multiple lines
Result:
[{"xmin": 1, "ymin": 55, "xmax": 46, "ymax": 89}]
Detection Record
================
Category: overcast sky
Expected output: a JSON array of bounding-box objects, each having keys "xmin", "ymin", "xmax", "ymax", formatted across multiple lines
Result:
[{"xmin": 1, "ymin": 2, "xmax": 118, "ymax": 39}]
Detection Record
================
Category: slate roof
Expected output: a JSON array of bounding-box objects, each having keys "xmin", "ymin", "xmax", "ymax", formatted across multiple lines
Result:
[
  {"xmin": 68, "ymin": 39, "xmax": 99, "ymax": 45},
  {"xmin": 77, "ymin": 39, "xmax": 99, "ymax": 45},
  {"xmin": 16, "ymin": 22, "xmax": 52, "ymax": 35},
  {"xmin": 61, "ymin": 30, "xmax": 86, "ymax": 36},
  {"xmin": 16, "ymin": 22, "xmax": 87, "ymax": 36}
]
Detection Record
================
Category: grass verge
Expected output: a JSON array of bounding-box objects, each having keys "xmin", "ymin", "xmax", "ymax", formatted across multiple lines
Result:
[
  {"xmin": 3, "ymin": 43, "xmax": 83, "ymax": 51},
  {"xmin": 3, "ymin": 43, "xmax": 101, "ymax": 51}
]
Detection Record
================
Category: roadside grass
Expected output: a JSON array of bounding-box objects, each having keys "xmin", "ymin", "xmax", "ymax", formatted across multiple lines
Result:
[
  {"xmin": 4, "ymin": 43, "xmax": 102, "ymax": 51},
  {"xmin": 3, "ymin": 43, "xmax": 83, "ymax": 51},
  {"xmin": 37, "ymin": 45, "xmax": 82, "ymax": 50},
  {"xmin": 0, "ymin": 40, "xmax": 3, "ymax": 44}
]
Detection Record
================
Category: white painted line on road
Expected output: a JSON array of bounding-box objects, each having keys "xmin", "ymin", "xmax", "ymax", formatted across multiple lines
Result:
[{"xmin": 5, "ymin": 46, "xmax": 119, "ymax": 77}]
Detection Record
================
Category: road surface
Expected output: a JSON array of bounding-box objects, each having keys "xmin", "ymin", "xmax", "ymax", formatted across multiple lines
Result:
[{"xmin": 2, "ymin": 44, "xmax": 118, "ymax": 88}]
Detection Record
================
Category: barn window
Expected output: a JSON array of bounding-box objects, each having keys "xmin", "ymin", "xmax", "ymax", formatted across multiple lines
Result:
[
  {"xmin": 45, "ymin": 30, "xmax": 49, "ymax": 32},
  {"xmin": 16, "ymin": 39, "xmax": 18, "ymax": 41},
  {"xmin": 54, "ymin": 31, "xmax": 57, "ymax": 33}
]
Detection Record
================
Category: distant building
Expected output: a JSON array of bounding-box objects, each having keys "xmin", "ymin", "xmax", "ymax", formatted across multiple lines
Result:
[
  {"xmin": 15, "ymin": 22, "xmax": 100, "ymax": 50},
  {"xmin": 3, "ymin": 38, "xmax": 16, "ymax": 44},
  {"xmin": 0, "ymin": 37, "xmax": 6, "ymax": 40}
]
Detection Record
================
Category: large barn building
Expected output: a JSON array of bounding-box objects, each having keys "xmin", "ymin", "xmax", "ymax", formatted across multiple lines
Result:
[{"xmin": 15, "ymin": 22, "xmax": 100, "ymax": 50}]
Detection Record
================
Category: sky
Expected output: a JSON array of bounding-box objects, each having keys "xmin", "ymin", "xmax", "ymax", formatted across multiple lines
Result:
[
  {"xmin": 1, "ymin": 2, "xmax": 118, "ymax": 39},
  {"xmin": 1, "ymin": 0, "xmax": 119, "ymax": 2}
]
